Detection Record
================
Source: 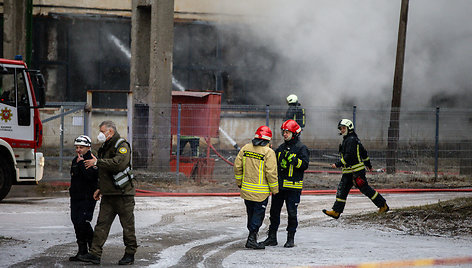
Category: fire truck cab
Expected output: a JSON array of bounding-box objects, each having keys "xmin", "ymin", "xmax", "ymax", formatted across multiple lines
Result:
[{"xmin": 0, "ymin": 57, "xmax": 45, "ymax": 201}]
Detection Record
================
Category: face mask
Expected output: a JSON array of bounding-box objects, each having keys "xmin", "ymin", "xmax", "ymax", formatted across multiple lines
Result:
[{"xmin": 97, "ymin": 132, "xmax": 107, "ymax": 143}]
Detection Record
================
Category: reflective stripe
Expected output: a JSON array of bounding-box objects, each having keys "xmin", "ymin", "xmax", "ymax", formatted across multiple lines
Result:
[
  {"xmin": 283, "ymin": 179, "xmax": 303, "ymax": 189},
  {"xmin": 241, "ymin": 181, "xmax": 270, "ymax": 193},
  {"xmin": 113, "ymin": 166, "xmax": 133, "ymax": 188},
  {"xmin": 288, "ymin": 164, "xmax": 294, "ymax": 177},
  {"xmin": 259, "ymin": 159, "xmax": 264, "ymax": 184},
  {"xmin": 302, "ymin": 108, "xmax": 305, "ymax": 126},
  {"xmin": 371, "ymin": 191, "xmax": 379, "ymax": 200},
  {"xmin": 342, "ymin": 162, "xmax": 366, "ymax": 173},
  {"xmin": 296, "ymin": 158, "xmax": 302, "ymax": 168},
  {"xmin": 336, "ymin": 198, "xmax": 346, "ymax": 203},
  {"xmin": 268, "ymin": 181, "xmax": 279, "ymax": 188},
  {"xmin": 242, "ymin": 156, "xmax": 246, "ymax": 180},
  {"xmin": 341, "ymin": 144, "xmax": 368, "ymax": 173},
  {"xmin": 356, "ymin": 144, "xmax": 362, "ymax": 163},
  {"xmin": 235, "ymin": 174, "xmax": 243, "ymax": 180}
]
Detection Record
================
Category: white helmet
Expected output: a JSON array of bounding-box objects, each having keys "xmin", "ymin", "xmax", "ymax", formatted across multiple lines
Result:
[
  {"xmin": 338, "ymin": 119, "xmax": 354, "ymax": 131},
  {"xmin": 74, "ymin": 135, "xmax": 92, "ymax": 147},
  {"xmin": 286, "ymin": 94, "xmax": 298, "ymax": 104}
]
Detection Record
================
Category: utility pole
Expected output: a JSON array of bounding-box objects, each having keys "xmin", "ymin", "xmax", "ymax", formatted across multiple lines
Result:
[{"xmin": 387, "ymin": 0, "xmax": 409, "ymax": 174}]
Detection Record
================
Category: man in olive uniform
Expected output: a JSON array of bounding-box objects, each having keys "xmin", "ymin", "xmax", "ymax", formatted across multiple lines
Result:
[{"xmin": 79, "ymin": 121, "xmax": 137, "ymax": 265}]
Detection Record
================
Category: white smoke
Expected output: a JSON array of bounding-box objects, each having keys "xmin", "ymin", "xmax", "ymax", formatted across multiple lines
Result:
[{"xmin": 214, "ymin": 0, "xmax": 472, "ymax": 109}]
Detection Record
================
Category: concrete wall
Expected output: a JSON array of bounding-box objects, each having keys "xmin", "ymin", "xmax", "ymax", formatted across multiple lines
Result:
[{"xmin": 0, "ymin": 0, "xmax": 259, "ymax": 20}]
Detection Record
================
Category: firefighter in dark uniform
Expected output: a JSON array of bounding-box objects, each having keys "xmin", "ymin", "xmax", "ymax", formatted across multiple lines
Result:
[
  {"xmin": 323, "ymin": 119, "xmax": 389, "ymax": 219},
  {"xmin": 263, "ymin": 119, "xmax": 310, "ymax": 248},
  {"xmin": 284, "ymin": 94, "xmax": 306, "ymax": 129},
  {"xmin": 234, "ymin": 126, "xmax": 279, "ymax": 249},
  {"xmin": 69, "ymin": 135, "xmax": 98, "ymax": 262},
  {"xmin": 79, "ymin": 121, "xmax": 137, "ymax": 265}
]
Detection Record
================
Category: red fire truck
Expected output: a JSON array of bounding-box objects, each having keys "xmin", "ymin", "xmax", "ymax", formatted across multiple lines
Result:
[{"xmin": 0, "ymin": 57, "xmax": 45, "ymax": 201}]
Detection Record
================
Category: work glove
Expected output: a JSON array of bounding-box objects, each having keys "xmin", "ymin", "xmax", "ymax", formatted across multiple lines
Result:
[
  {"xmin": 280, "ymin": 158, "xmax": 288, "ymax": 169},
  {"xmin": 287, "ymin": 153, "xmax": 297, "ymax": 164}
]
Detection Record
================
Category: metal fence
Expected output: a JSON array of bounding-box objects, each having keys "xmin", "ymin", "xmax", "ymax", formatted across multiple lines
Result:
[
  {"xmin": 131, "ymin": 104, "xmax": 472, "ymax": 182},
  {"xmin": 40, "ymin": 102, "xmax": 88, "ymax": 177},
  {"xmin": 39, "ymin": 102, "xmax": 472, "ymax": 182}
]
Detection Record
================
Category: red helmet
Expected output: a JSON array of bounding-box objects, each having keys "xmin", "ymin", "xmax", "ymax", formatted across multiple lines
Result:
[
  {"xmin": 254, "ymin": 126, "xmax": 272, "ymax": 141},
  {"xmin": 281, "ymin": 119, "xmax": 301, "ymax": 135}
]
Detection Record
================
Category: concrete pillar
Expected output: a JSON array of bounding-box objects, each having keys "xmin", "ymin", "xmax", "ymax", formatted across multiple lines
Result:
[
  {"xmin": 131, "ymin": 0, "xmax": 174, "ymax": 171},
  {"xmin": 3, "ymin": 0, "xmax": 27, "ymax": 60}
]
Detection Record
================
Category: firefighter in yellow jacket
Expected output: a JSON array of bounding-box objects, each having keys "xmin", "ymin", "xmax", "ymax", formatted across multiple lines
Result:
[{"xmin": 234, "ymin": 125, "xmax": 279, "ymax": 249}]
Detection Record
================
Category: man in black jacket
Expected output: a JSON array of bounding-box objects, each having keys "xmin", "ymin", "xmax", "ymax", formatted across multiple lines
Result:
[
  {"xmin": 69, "ymin": 135, "xmax": 98, "ymax": 261},
  {"xmin": 263, "ymin": 119, "xmax": 310, "ymax": 248},
  {"xmin": 323, "ymin": 119, "xmax": 389, "ymax": 219}
]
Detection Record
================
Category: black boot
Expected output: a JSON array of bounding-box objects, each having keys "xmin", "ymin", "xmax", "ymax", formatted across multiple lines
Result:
[
  {"xmin": 284, "ymin": 231, "xmax": 295, "ymax": 248},
  {"xmin": 245, "ymin": 231, "xmax": 265, "ymax": 249},
  {"xmin": 262, "ymin": 229, "xmax": 278, "ymax": 246},
  {"xmin": 69, "ymin": 241, "xmax": 88, "ymax": 261},
  {"xmin": 118, "ymin": 253, "xmax": 135, "ymax": 265},
  {"xmin": 77, "ymin": 253, "xmax": 101, "ymax": 264}
]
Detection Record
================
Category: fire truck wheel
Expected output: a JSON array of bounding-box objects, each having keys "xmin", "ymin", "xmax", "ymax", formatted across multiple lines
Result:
[{"xmin": 0, "ymin": 160, "xmax": 13, "ymax": 202}]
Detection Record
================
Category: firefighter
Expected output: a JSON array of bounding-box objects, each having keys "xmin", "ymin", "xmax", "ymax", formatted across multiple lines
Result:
[
  {"xmin": 79, "ymin": 121, "xmax": 137, "ymax": 265},
  {"xmin": 263, "ymin": 119, "xmax": 310, "ymax": 248},
  {"xmin": 69, "ymin": 135, "xmax": 98, "ymax": 261},
  {"xmin": 323, "ymin": 119, "xmax": 389, "ymax": 219},
  {"xmin": 234, "ymin": 126, "xmax": 279, "ymax": 249},
  {"xmin": 284, "ymin": 94, "xmax": 306, "ymax": 129}
]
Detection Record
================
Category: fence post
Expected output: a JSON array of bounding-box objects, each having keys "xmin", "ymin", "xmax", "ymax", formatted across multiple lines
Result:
[
  {"xmin": 59, "ymin": 106, "xmax": 64, "ymax": 172},
  {"xmin": 86, "ymin": 91, "xmax": 93, "ymax": 137},
  {"xmin": 352, "ymin": 105, "xmax": 357, "ymax": 128},
  {"xmin": 265, "ymin": 104, "xmax": 270, "ymax": 126},
  {"xmin": 176, "ymin": 103, "xmax": 182, "ymax": 184},
  {"xmin": 83, "ymin": 104, "xmax": 88, "ymax": 136},
  {"xmin": 127, "ymin": 91, "xmax": 133, "ymax": 151},
  {"xmin": 434, "ymin": 106, "xmax": 439, "ymax": 180}
]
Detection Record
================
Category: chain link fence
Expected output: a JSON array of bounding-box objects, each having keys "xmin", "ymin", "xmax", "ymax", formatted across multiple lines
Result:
[
  {"xmin": 40, "ymin": 103, "xmax": 88, "ymax": 179},
  {"xmin": 38, "ymin": 102, "xmax": 472, "ymax": 184}
]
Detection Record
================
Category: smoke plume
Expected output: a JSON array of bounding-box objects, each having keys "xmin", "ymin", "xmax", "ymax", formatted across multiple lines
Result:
[{"xmin": 214, "ymin": 0, "xmax": 472, "ymax": 109}]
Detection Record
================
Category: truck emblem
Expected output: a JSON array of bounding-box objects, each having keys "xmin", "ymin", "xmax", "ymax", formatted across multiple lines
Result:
[{"xmin": 1, "ymin": 107, "xmax": 12, "ymax": 122}]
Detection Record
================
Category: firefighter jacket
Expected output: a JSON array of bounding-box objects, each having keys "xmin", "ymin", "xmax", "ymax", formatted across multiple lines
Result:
[
  {"xmin": 285, "ymin": 103, "xmax": 306, "ymax": 128},
  {"xmin": 334, "ymin": 132, "xmax": 372, "ymax": 174},
  {"xmin": 234, "ymin": 142, "xmax": 279, "ymax": 202},
  {"xmin": 70, "ymin": 150, "xmax": 99, "ymax": 200},
  {"xmin": 275, "ymin": 137, "xmax": 310, "ymax": 191},
  {"xmin": 96, "ymin": 132, "xmax": 135, "ymax": 196}
]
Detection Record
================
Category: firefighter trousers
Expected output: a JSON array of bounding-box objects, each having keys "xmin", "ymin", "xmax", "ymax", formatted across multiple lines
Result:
[
  {"xmin": 332, "ymin": 171, "xmax": 386, "ymax": 213},
  {"xmin": 268, "ymin": 190, "xmax": 301, "ymax": 233},
  {"xmin": 244, "ymin": 197, "xmax": 269, "ymax": 233}
]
